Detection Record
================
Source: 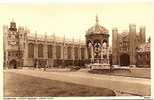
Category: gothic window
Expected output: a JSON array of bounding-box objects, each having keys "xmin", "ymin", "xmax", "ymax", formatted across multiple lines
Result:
[
  {"xmin": 38, "ymin": 44, "xmax": 43, "ymax": 57},
  {"xmin": 28, "ymin": 43, "xmax": 34, "ymax": 58},
  {"xmin": 8, "ymin": 52, "xmax": 11, "ymax": 57},
  {"xmin": 74, "ymin": 47, "xmax": 78, "ymax": 60},
  {"xmin": 56, "ymin": 45, "xmax": 61, "ymax": 59},
  {"xmin": 67, "ymin": 46, "xmax": 72, "ymax": 59},
  {"xmin": 81, "ymin": 48, "xmax": 85, "ymax": 60},
  {"xmin": 16, "ymin": 51, "xmax": 18, "ymax": 57},
  {"xmin": 48, "ymin": 45, "xmax": 53, "ymax": 58}
]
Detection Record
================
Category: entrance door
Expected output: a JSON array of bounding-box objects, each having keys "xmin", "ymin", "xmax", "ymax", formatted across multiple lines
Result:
[
  {"xmin": 9, "ymin": 59, "xmax": 17, "ymax": 69},
  {"xmin": 120, "ymin": 54, "xmax": 130, "ymax": 66}
]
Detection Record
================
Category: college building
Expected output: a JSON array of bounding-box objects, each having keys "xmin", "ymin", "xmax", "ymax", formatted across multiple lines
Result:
[{"xmin": 3, "ymin": 16, "xmax": 150, "ymax": 69}]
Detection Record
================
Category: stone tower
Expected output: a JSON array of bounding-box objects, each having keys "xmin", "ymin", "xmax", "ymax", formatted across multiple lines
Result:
[
  {"xmin": 3, "ymin": 20, "xmax": 19, "ymax": 68},
  {"xmin": 139, "ymin": 26, "xmax": 146, "ymax": 44},
  {"xmin": 3, "ymin": 20, "xmax": 27, "ymax": 68},
  {"xmin": 112, "ymin": 28, "xmax": 119, "ymax": 65},
  {"xmin": 129, "ymin": 24, "xmax": 136, "ymax": 66}
]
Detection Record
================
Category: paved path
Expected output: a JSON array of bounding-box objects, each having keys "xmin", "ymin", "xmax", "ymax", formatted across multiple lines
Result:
[{"xmin": 5, "ymin": 69, "xmax": 150, "ymax": 96}]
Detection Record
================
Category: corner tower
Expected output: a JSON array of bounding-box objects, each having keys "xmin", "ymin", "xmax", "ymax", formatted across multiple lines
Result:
[
  {"xmin": 129, "ymin": 24, "xmax": 136, "ymax": 66},
  {"xmin": 139, "ymin": 26, "xmax": 146, "ymax": 44},
  {"xmin": 112, "ymin": 28, "xmax": 119, "ymax": 65}
]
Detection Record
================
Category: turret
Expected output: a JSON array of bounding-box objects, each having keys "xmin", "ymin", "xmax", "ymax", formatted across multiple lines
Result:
[
  {"xmin": 139, "ymin": 26, "xmax": 146, "ymax": 44},
  {"xmin": 112, "ymin": 27, "xmax": 118, "ymax": 65},
  {"xmin": 129, "ymin": 24, "xmax": 136, "ymax": 66},
  {"xmin": 9, "ymin": 19, "xmax": 17, "ymax": 31}
]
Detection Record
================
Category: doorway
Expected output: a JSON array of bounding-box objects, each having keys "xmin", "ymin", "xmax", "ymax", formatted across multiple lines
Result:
[
  {"xmin": 9, "ymin": 59, "xmax": 17, "ymax": 69},
  {"xmin": 120, "ymin": 54, "xmax": 130, "ymax": 66}
]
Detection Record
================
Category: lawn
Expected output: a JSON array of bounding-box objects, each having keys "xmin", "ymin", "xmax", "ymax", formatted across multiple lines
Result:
[
  {"xmin": 4, "ymin": 72, "xmax": 116, "ymax": 97},
  {"xmin": 89, "ymin": 69, "xmax": 150, "ymax": 78}
]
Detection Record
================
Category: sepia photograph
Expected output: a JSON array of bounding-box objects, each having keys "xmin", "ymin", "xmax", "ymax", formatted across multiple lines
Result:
[{"xmin": 0, "ymin": 0, "xmax": 153, "ymax": 99}]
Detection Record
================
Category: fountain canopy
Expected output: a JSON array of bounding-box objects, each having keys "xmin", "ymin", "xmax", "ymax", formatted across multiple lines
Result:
[
  {"xmin": 85, "ymin": 15, "xmax": 110, "ymax": 65},
  {"xmin": 86, "ymin": 15, "xmax": 109, "ymax": 35}
]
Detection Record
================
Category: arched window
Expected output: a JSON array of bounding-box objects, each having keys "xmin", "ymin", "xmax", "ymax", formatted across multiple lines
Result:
[
  {"xmin": 56, "ymin": 45, "xmax": 61, "ymax": 59},
  {"xmin": 28, "ymin": 43, "xmax": 34, "ymax": 58},
  {"xmin": 38, "ymin": 44, "xmax": 43, "ymax": 57},
  {"xmin": 67, "ymin": 46, "xmax": 72, "ymax": 59},
  {"xmin": 48, "ymin": 45, "xmax": 53, "ymax": 58}
]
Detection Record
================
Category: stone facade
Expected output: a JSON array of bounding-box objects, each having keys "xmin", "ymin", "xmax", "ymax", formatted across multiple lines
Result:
[
  {"xmin": 3, "ymin": 18, "xmax": 150, "ymax": 69},
  {"xmin": 136, "ymin": 38, "xmax": 150, "ymax": 67},
  {"xmin": 112, "ymin": 25, "xmax": 150, "ymax": 67},
  {"xmin": 3, "ymin": 20, "xmax": 88, "ymax": 68}
]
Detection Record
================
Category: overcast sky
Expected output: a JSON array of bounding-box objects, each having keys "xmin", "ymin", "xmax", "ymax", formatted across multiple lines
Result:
[{"xmin": 0, "ymin": 3, "xmax": 153, "ymax": 44}]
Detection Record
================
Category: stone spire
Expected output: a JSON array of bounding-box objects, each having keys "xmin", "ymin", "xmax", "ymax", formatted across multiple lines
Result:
[
  {"xmin": 63, "ymin": 34, "xmax": 65, "ymax": 43},
  {"xmin": 148, "ymin": 36, "xmax": 151, "ymax": 43},
  {"xmin": 12, "ymin": 18, "xmax": 14, "ymax": 22},
  {"xmin": 96, "ymin": 14, "xmax": 99, "ymax": 25},
  {"xmin": 9, "ymin": 18, "xmax": 17, "ymax": 31}
]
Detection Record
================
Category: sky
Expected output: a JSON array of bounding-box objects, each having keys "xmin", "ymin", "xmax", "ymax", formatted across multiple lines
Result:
[{"xmin": 0, "ymin": 3, "xmax": 153, "ymax": 44}]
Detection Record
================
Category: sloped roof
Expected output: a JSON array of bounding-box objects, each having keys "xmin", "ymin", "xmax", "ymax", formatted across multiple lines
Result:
[{"xmin": 86, "ymin": 15, "xmax": 108, "ymax": 35}]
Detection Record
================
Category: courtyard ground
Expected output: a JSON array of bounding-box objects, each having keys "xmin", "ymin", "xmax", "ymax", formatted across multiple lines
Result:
[
  {"xmin": 4, "ymin": 68, "xmax": 150, "ymax": 96},
  {"xmin": 89, "ymin": 68, "xmax": 150, "ymax": 79},
  {"xmin": 4, "ymin": 71, "xmax": 115, "ymax": 97}
]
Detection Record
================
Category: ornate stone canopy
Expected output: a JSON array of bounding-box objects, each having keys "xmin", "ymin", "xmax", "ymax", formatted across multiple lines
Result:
[
  {"xmin": 86, "ymin": 15, "xmax": 108, "ymax": 35},
  {"xmin": 85, "ymin": 15, "xmax": 110, "ymax": 64}
]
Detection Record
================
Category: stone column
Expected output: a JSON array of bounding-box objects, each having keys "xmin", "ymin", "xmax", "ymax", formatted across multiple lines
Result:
[
  {"xmin": 34, "ymin": 43, "xmax": 38, "ymax": 68},
  {"xmin": 53, "ymin": 42, "xmax": 56, "ymax": 59},
  {"xmin": 107, "ymin": 48, "xmax": 110, "ymax": 64},
  {"xmin": 34, "ymin": 44, "xmax": 38, "ymax": 59},
  {"xmin": 44, "ymin": 35, "xmax": 48, "ymax": 58},
  {"xmin": 64, "ymin": 46, "xmax": 67, "ymax": 60},
  {"xmin": 79, "ymin": 46, "xmax": 81, "ymax": 60},
  {"xmin": 44, "ymin": 43, "xmax": 48, "ymax": 68},
  {"xmin": 72, "ymin": 44, "xmax": 75, "ymax": 65},
  {"xmin": 23, "ymin": 41, "xmax": 28, "ymax": 67},
  {"xmin": 44, "ymin": 44, "xmax": 47, "ymax": 59},
  {"xmin": 61, "ymin": 45, "xmax": 64, "ymax": 60},
  {"xmin": 85, "ymin": 47, "xmax": 88, "ymax": 60}
]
